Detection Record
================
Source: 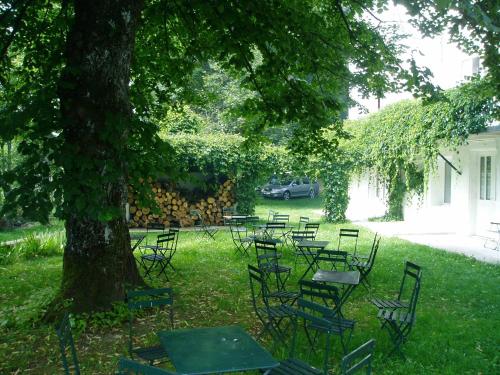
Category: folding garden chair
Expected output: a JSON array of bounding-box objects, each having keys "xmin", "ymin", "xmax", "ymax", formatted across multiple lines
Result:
[
  {"xmin": 190, "ymin": 209, "xmax": 218, "ymax": 240},
  {"xmin": 126, "ymin": 288, "xmax": 174, "ymax": 365},
  {"xmin": 56, "ymin": 313, "xmax": 81, "ymax": 375},
  {"xmin": 305, "ymin": 223, "xmax": 320, "ymax": 239},
  {"xmin": 145, "ymin": 222, "xmax": 165, "ymax": 246},
  {"xmin": 140, "ymin": 232, "xmax": 177, "ymax": 280},
  {"xmin": 262, "ymin": 222, "xmax": 286, "ymax": 244},
  {"xmin": 299, "ymin": 279, "xmax": 343, "ymax": 316},
  {"xmin": 298, "ymin": 216, "xmax": 310, "ymax": 230},
  {"xmin": 247, "ymin": 264, "xmax": 295, "ymax": 345},
  {"xmin": 341, "ymin": 339, "xmax": 376, "ymax": 375},
  {"xmin": 273, "ymin": 214, "xmax": 293, "ymax": 244},
  {"xmin": 118, "ymin": 357, "xmax": 177, "ymax": 374},
  {"xmin": 270, "ymin": 299, "xmax": 353, "ymax": 375},
  {"xmin": 374, "ymin": 262, "xmax": 422, "ymax": 359},
  {"xmin": 298, "ymin": 282, "xmax": 355, "ymax": 354},
  {"xmin": 267, "ymin": 209, "xmax": 278, "ymax": 222},
  {"xmin": 349, "ymin": 234, "xmax": 380, "ymax": 290},
  {"xmin": 371, "ymin": 261, "xmax": 422, "ymax": 311},
  {"xmin": 229, "ymin": 218, "xmax": 253, "ymax": 256},
  {"xmin": 222, "ymin": 206, "xmax": 236, "ymax": 225},
  {"xmin": 291, "ymin": 230, "xmax": 317, "ymax": 267},
  {"xmin": 254, "ymin": 239, "xmax": 292, "ymax": 294},
  {"xmin": 338, "ymin": 229, "xmax": 359, "ymax": 257}
]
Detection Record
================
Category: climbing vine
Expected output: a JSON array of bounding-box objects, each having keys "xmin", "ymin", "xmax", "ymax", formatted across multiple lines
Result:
[{"xmin": 321, "ymin": 78, "xmax": 497, "ymax": 221}]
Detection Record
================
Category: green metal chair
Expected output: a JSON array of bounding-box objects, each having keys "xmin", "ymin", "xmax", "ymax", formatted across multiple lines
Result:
[
  {"xmin": 374, "ymin": 262, "xmax": 422, "ymax": 359},
  {"xmin": 254, "ymin": 239, "xmax": 291, "ymax": 293},
  {"xmin": 190, "ymin": 209, "xmax": 218, "ymax": 240},
  {"xmin": 349, "ymin": 234, "xmax": 380, "ymax": 290},
  {"xmin": 337, "ymin": 228, "xmax": 359, "ymax": 257},
  {"xmin": 126, "ymin": 288, "xmax": 174, "ymax": 365},
  {"xmin": 228, "ymin": 218, "xmax": 253, "ymax": 256},
  {"xmin": 117, "ymin": 357, "xmax": 176, "ymax": 374},
  {"xmin": 291, "ymin": 230, "xmax": 317, "ymax": 267},
  {"xmin": 247, "ymin": 264, "xmax": 294, "ymax": 345},
  {"xmin": 341, "ymin": 339, "xmax": 376, "ymax": 375},
  {"xmin": 56, "ymin": 313, "xmax": 80, "ymax": 375},
  {"xmin": 371, "ymin": 261, "xmax": 421, "ymax": 311},
  {"xmin": 270, "ymin": 300, "xmax": 343, "ymax": 375},
  {"xmin": 297, "ymin": 293, "xmax": 355, "ymax": 355},
  {"xmin": 298, "ymin": 216, "xmax": 310, "ymax": 230},
  {"xmin": 140, "ymin": 232, "xmax": 177, "ymax": 280},
  {"xmin": 304, "ymin": 223, "xmax": 320, "ymax": 239}
]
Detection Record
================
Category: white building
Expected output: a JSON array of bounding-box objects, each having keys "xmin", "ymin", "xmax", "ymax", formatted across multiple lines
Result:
[{"xmin": 347, "ymin": 125, "xmax": 500, "ymax": 237}]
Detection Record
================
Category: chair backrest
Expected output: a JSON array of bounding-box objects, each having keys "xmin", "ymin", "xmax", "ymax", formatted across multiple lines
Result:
[
  {"xmin": 316, "ymin": 249, "xmax": 348, "ymax": 271},
  {"xmin": 127, "ymin": 288, "xmax": 174, "ymax": 354},
  {"xmin": 118, "ymin": 357, "xmax": 176, "ymax": 374},
  {"xmin": 229, "ymin": 220, "xmax": 247, "ymax": 242},
  {"xmin": 291, "ymin": 230, "xmax": 316, "ymax": 244},
  {"xmin": 247, "ymin": 264, "xmax": 267, "ymax": 309},
  {"xmin": 400, "ymin": 262, "xmax": 422, "ymax": 320},
  {"xmin": 304, "ymin": 222, "xmax": 320, "ymax": 235},
  {"xmin": 341, "ymin": 339, "xmax": 376, "ymax": 375},
  {"xmin": 267, "ymin": 210, "xmax": 278, "ymax": 222},
  {"xmin": 156, "ymin": 232, "xmax": 176, "ymax": 251},
  {"xmin": 273, "ymin": 214, "xmax": 290, "ymax": 223},
  {"xmin": 56, "ymin": 313, "xmax": 80, "ymax": 375},
  {"xmin": 285, "ymin": 299, "xmax": 337, "ymax": 374},
  {"xmin": 265, "ymin": 222, "xmax": 285, "ymax": 229},
  {"xmin": 254, "ymin": 239, "xmax": 279, "ymax": 267},
  {"xmin": 190, "ymin": 209, "xmax": 204, "ymax": 225},
  {"xmin": 298, "ymin": 216, "xmax": 310, "ymax": 229},
  {"xmin": 338, "ymin": 228, "xmax": 359, "ymax": 255},
  {"xmin": 168, "ymin": 227, "xmax": 180, "ymax": 250},
  {"xmin": 299, "ymin": 280, "xmax": 341, "ymax": 313},
  {"xmin": 366, "ymin": 234, "xmax": 380, "ymax": 268}
]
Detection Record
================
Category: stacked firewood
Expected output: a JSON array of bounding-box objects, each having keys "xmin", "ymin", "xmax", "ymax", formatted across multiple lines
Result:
[{"xmin": 128, "ymin": 180, "xmax": 235, "ymax": 228}]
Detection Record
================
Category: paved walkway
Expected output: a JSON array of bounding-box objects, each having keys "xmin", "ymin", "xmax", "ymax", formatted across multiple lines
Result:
[{"xmin": 356, "ymin": 221, "xmax": 500, "ymax": 264}]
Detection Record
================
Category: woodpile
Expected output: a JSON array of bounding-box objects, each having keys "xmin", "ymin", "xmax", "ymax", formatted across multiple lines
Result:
[{"xmin": 128, "ymin": 180, "xmax": 235, "ymax": 228}]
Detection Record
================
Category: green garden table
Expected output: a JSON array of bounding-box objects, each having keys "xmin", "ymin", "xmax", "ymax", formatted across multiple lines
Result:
[
  {"xmin": 312, "ymin": 270, "xmax": 360, "ymax": 306},
  {"xmin": 158, "ymin": 325, "xmax": 279, "ymax": 375}
]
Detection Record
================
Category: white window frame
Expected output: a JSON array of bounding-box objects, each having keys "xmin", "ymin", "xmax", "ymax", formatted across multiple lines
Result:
[{"xmin": 479, "ymin": 155, "xmax": 495, "ymax": 201}]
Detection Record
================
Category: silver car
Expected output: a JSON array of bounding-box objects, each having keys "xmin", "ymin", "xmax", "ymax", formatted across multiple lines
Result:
[{"xmin": 261, "ymin": 177, "xmax": 319, "ymax": 200}]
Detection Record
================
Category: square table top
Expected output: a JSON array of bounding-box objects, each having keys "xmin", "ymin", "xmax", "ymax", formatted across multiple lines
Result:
[
  {"xmin": 158, "ymin": 325, "xmax": 279, "ymax": 375},
  {"xmin": 297, "ymin": 240, "xmax": 329, "ymax": 248},
  {"xmin": 312, "ymin": 270, "xmax": 360, "ymax": 285}
]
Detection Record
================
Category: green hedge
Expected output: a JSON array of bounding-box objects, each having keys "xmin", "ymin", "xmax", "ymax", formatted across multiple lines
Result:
[{"xmin": 166, "ymin": 133, "xmax": 289, "ymax": 214}]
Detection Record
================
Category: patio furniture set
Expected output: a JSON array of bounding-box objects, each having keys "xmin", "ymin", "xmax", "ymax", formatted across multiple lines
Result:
[{"xmin": 55, "ymin": 210, "xmax": 422, "ymax": 374}]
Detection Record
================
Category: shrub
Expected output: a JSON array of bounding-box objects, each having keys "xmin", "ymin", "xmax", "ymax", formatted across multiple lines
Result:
[{"xmin": 18, "ymin": 231, "xmax": 65, "ymax": 260}]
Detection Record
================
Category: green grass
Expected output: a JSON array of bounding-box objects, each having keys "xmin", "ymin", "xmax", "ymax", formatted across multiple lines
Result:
[
  {"xmin": 0, "ymin": 220, "xmax": 64, "ymax": 243},
  {"xmin": 0, "ymin": 197, "xmax": 499, "ymax": 374}
]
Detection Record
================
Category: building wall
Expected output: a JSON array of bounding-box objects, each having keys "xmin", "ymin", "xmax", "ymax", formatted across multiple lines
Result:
[{"xmin": 347, "ymin": 131, "xmax": 500, "ymax": 235}]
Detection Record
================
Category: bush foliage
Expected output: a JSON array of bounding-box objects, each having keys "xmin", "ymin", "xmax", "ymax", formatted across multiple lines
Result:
[{"xmin": 164, "ymin": 133, "xmax": 291, "ymax": 214}]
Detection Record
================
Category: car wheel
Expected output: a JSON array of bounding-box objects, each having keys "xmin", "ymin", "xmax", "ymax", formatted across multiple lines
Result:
[
  {"xmin": 309, "ymin": 189, "xmax": 316, "ymax": 198},
  {"xmin": 283, "ymin": 191, "xmax": 291, "ymax": 200}
]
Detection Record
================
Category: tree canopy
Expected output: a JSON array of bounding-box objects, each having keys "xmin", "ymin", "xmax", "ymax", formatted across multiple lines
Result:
[{"xmin": 0, "ymin": 0, "xmax": 498, "ymax": 313}]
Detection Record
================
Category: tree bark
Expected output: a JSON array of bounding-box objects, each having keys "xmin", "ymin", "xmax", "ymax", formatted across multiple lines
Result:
[{"xmin": 55, "ymin": 0, "xmax": 145, "ymax": 313}]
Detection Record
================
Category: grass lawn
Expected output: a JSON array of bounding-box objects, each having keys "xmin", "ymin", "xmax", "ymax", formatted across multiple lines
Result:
[{"xmin": 0, "ymin": 196, "xmax": 499, "ymax": 374}]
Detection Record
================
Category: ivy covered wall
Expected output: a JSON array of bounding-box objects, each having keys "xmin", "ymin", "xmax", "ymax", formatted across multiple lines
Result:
[{"xmin": 321, "ymin": 78, "xmax": 498, "ymax": 221}]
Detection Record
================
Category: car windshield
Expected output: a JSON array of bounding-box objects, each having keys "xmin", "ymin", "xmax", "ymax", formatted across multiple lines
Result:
[{"xmin": 268, "ymin": 176, "xmax": 292, "ymax": 185}]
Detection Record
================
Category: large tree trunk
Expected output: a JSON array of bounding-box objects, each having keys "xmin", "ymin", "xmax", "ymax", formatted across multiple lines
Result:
[{"xmin": 55, "ymin": 0, "xmax": 145, "ymax": 313}]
